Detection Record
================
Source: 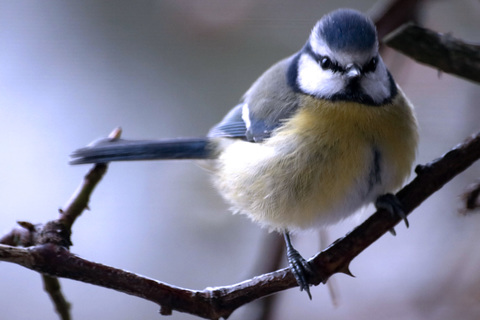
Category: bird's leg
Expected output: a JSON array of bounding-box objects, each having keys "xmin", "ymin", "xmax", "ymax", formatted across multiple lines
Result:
[
  {"xmin": 375, "ymin": 193, "xmax": 409, "ymax": 236},
  {"xmin": 283, "ymin": 232, "xmax": 313, "ymax": 299}
]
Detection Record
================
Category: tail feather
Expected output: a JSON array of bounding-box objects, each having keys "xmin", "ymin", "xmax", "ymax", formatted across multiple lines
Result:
[{"xmin": 70, "ymin": 138, "xmax": 212, "ymax": 164}]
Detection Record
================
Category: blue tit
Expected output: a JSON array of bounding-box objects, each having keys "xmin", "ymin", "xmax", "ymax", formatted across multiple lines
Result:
[{"xmin": 71, "ymin": 8, "xmax": 418, "ymax": 298}]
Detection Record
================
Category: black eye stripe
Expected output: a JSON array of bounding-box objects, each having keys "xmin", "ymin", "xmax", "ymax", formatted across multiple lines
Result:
[
  {"xmin": 303, "ymin": 43, "xmax": 378, "ymax": 74},
  {"xmin": 311, "ymin": 53, "xmax": 344, "ymax": 72},
  {"xmin": 317, "ymin": 55, "xmax": 342, "ymax": 72},
  {"xmin": 304, "ymin": 43, "xmax": 343, "ymax": 72}
]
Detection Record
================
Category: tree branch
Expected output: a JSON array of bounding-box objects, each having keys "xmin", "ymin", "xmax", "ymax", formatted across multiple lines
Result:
[
  {"xmin": 384, "ymin": 23, "xmax": 480, "ymax": 83},
  {"xmin": 1, "ymin": 130, "xmax": 480, "ymax": 319},
  {"xmin": 460, "ymin": 180, "xmax": 480, "ymax": 215}
]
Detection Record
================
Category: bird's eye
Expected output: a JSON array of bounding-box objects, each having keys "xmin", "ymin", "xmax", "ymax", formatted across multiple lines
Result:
[
  {"xmin": 320, "ymin": 56, "xmax": 333, "ymax": 70},
  {"xmin": 363, "ymin": 57, "xmax": 378, "ymax": 73}
]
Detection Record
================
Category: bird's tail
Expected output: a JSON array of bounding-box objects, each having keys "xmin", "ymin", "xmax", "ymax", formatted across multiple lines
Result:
[{"xmin": 70, "ymin": 137, "xmax": 212, "ymax": 165}]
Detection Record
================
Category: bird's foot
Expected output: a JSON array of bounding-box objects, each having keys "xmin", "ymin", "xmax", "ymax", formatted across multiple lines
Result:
[
  {"xmin": 375, "ymin": 193, "xmax": 409, "ymax": 235},
  {"xmin": 284, "ymin": 232, "xmax": 313, "ymax": 299}
]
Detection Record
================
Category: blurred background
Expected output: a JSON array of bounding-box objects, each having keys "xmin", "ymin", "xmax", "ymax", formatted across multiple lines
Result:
[{"xmin": 1, "ymin": 0, "xmax": 480, "ymax": 319}]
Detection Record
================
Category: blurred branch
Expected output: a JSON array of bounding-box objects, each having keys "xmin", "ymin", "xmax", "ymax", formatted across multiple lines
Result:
[
  {"xmin": 241, "ymin": 232, "xmax": 284, "ymax": 320},
  {"xmin": 372, "ymin": 0, "xmax": 424, "ymax": 40},
  {"xmin": 460, "ymin": 180, "xmax": 480, "ymax": 215},
  {"xmin": 1, "ymin": 129, "xmax": 480, "ymax": 319},
  {"xmin": 384, "ymin": 23, "xmax": 480, "ymax": 83},
  {"xmin": 43, "ymin": 275, "xmax": 71, "ymax": 320}
]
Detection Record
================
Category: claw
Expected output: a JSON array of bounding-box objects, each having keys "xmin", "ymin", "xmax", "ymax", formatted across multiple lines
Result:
[
  {"xmin": 283, "ymin": 232, "xmax": 313, "ymax": 299},
  {"xmin": 376, "ymin": 193, "xmax": 409, "ymax": 228}
]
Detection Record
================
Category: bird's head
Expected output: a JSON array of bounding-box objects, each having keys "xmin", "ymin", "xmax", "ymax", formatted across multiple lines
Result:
[{"xmin": 294, "ymin": 9, "xmax": 395, "ymax": 105}]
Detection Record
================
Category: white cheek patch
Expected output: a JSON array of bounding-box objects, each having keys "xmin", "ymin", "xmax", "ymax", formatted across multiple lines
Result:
[
  {"xmin": 361, "ymin": 62, "xmax": 391, "ymax": 104},
  {"xmin": 297, "ymin": 54, "xmax": 343, "ymax": 98}
]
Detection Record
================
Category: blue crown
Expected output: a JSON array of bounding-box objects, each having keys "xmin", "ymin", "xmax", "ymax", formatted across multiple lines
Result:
[{"xmin": 317, "ymin": 9, "xmax": 377, "ymax": 52}]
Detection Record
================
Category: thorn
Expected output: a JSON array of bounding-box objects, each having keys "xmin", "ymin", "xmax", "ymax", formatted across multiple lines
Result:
[
  {"xmin": 58, "ymin": 208, "xmax": 64, "ymax": 214},
  {"xmin": 338, "ymin": 265, "xmax": 355, "ymax": 278},
  {"xmin": 389, "ymin": 228, "xmax": 397, "ymax": 236}
]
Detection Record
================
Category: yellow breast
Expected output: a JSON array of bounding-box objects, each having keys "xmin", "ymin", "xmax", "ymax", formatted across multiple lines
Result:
[{"xmin": 214, "ymin": 88, "xmax": 418, "ymax": 231}]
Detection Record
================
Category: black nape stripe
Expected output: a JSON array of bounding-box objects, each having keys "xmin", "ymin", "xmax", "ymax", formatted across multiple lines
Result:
[{"xmin": 286, "ymin": 52, "xmax": 302, "ymax": 93}]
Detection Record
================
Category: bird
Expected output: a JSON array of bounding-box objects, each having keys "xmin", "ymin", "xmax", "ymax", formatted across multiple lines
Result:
[{"xmin": 70, "ymin": 8, "xmax": 418, "ymax": 299}]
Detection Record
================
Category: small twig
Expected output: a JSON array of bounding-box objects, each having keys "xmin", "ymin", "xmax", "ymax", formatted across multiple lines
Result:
[
  {"xmin": 58, "ymin": 127, "xmax": 120, "ymax": 229},
  {"xmin": 384, "ymin": 23, "xmax": 480, "ymax": 83},
  {"xmin": 57, "ymin": 163, "xmax": 107, "ymax": 230}
]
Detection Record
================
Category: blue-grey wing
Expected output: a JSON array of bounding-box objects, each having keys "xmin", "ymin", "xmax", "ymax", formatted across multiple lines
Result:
[
  {"xmin": 208, "ymin": 103, "xmax": 279, "ymax": 143},
  {"xmin": 208, "ymin": 104, "xmax": 248, "ymax": 140},
  {"xmin": 208, "ymin": 55, "xmax": 300, "ymax": 143}
]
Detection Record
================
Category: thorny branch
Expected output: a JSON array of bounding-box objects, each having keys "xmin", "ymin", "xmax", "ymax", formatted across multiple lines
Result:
[{"xmin": 1, "ymin": 128, "xmax": 480, "ymax": 319}]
